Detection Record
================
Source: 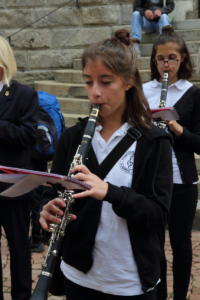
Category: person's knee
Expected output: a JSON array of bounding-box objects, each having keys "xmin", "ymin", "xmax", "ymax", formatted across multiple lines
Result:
[
  {"xmin": 132, "ymin": 11, "xmax": 141, "ymax": 19},
  {"xmin": 160, "ymin": 13, "xmax": 170, "ymax": 22}
]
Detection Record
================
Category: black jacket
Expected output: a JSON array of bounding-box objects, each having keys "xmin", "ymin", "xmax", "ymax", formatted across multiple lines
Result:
[
  {"xmin": 133, "ymin": 0, "xmax": 175, "ymax": 15},
  {"xmin": 0, "ymin": 80, "xmax": 38, "ymax": 192},
  {"xmin": 43, "ymin": 119, "xmax": 173, "ymax": 292},
  {"xmin": 172, "ymin": 86, "xmax": 200, "ymax": 183}
]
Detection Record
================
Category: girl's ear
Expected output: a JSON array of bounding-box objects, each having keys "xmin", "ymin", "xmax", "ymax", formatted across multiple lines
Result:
[
  {"xmin": 126, "ymin": 78, "xmax": 134, "ymax": 91},
  {"xmin": 126, "ymin": 84, "xmax": 132, "ymax": 91}
]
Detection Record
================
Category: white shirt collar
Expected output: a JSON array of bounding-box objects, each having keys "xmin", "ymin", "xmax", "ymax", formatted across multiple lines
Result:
[
  {"xmin": 96, "ymin": 122, "xmax": 130, "ymax": 139},
  {"xmin": 151, "ymin": 78, "xmax": 190, "ymax": 91}
]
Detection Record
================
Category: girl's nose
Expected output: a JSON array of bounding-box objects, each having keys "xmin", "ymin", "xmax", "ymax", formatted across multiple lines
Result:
[{"xmin": 92, "ymin": 83, "xmax": 101, "ymax": 97}]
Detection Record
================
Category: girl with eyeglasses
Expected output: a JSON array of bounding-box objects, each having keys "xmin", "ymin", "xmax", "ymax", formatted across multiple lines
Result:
[{"xmin": 143, "ymin": 27, "xmax": 200, "ymax": 300}]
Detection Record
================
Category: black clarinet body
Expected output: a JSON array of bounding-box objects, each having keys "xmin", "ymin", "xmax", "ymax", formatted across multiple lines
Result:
[
  {"xmin": 30, "ymin": 104, "xmax": 100, "ymax": 300},
  {"xmin": 157, "ymin": 72, "xmax": 168, "ymax": 129}
]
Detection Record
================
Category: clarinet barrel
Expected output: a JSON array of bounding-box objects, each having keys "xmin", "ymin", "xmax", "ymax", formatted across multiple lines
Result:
[{"xmin": 157, "ymin": 72, "xmax": 168, "ymax": 129}]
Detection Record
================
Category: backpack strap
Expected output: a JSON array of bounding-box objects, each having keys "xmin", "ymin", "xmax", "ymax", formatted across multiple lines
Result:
[{"xmin": 88, "ymin": 127, "xmax": 141, "ymax": 179}]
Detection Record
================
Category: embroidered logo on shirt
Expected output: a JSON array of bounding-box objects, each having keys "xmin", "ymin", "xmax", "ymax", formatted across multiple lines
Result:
[{"xmin": 119, "ymin": 151, "xmax": 134, "ymax": 174}]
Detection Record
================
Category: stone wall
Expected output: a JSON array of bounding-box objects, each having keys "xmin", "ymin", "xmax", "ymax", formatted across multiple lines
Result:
[{"xmin": 0, "ymin": 0, "xmax": 196, "ymax": 85}]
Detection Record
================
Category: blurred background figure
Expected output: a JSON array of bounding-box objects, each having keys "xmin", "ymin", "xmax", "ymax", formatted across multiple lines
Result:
[
  {"xmin": 0, "ymin": 36, "xmax": 38, "ymax": 300},
  {"xmin": 143, "ymin": 27, "xmax": 200, "ymax": 300},
  {"xmin": 131, "ymin": 0, "xmax": 175, "ymax": 56}
]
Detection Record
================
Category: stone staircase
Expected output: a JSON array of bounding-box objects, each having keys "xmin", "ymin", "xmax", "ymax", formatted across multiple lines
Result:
[
  {"xmin": 34, "ymin": 19, "xmax": 200, "ymax": 126},
  {"xmin": 34, "ymin": 19, "xmax": 200, "ymax": 228}
]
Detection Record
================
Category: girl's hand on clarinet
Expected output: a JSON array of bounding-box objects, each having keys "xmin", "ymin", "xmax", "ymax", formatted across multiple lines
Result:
[
  {"xmin": 39, "ymin": 198, "xmax": 77, "ymax": 230},
  {"xmin": 71, "ymin": 165, "xmax": 108, "ymax": 200},
  {"xmin": 165, "ymin": 120, "xmax": 183, "ymax": 136}
]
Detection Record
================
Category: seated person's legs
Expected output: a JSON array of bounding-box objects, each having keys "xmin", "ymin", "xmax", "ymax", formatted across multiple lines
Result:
[
  {"xmin": 142, "ymin": 17, "xmax": 155, "ymax": 33},
  {"xmin": 131, "ymin": 11, "xmax": 143, "ymax": 42},
  {"xmin": 131, "ymin": 11, "xmax": 144, "ymax": 55},
  {"xmin": 158, "ymin": 14, "xmax": 172, "ymax": 33}
]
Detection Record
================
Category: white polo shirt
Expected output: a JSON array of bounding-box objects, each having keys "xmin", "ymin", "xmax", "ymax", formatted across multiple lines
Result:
[
  {"xmin": 143, "ymin": 79, "xmax": 193, "ymax": 184},
  {"xmin": 61, "ymin": 122, "xmax": 144, "ymax": 296}
]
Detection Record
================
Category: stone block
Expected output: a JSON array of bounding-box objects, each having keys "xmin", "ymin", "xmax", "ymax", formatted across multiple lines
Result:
[
  {"xmin": 0, "ymin": 9, "xmax": 32, "ymax": 29},
  {"xmin": 47, "ymin": 0, "xmax": 76, "ymax": 6},
  {"xmin": 5, "ymin": 0, "xmax": 44, "ymax": 7},
  {"xmin": 51, "ymin": 27, "xmax": 111, "ymax": 48},
  {"xmin": 14, "ymin": 51, "xmax": 28, "ymax": 69},
  {"xmin": 73, "ymin": 58, "xmax": 82, "ymax": 70},
  {"xmin": 63, "ymin": 113, "xmax": 87, "ymax": 127},
  {"xmin": 15, "ymin": 70, "xmax": 54, "ymax": 86},
  {"xmin": 141, "ymin": 41, "xmax": 200, "ymax": 57},
  {"xmin": 170, "ymin": 1, "xmax": 193, "ymax": 21},
  {"xmin": 35, "ymin": 80, "xmax": 71, "ymax": 97},
  {"xmin": 26, "ymin": 49, "xmax": 82, "ymax": 69},
  {"xmin": 174, "ymin": 20, "xmax": 200, "ymax": 30},
  {"xmin": 78, "ymin": 0, "xmax": 132, "ymax": 5},
  {"xmin": 32, "ymin": 7, "xmax": 81, "ymax": 28},
  {"xmin": 58, "ymin": 97, "xmax": 89, "ymax": 114},
  {"xmin": 53, "ymin": 70, "xmax": 83, "ymax": 84},
  {"xmin": 10, "ymin": 30, "xmax": 52, "ymax": 49},
  {"xmin": 121, "ymin": 4, "xmax": 132, "ymax": 25},
  {"xmin": 81, "ymin": 5, "xmax": 120, "ymax": 25}
]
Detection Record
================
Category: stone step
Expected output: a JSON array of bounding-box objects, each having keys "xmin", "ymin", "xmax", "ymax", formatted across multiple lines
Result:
[
  {"xmin": 53, "ymin": 61, "xmax": 200, "ymax": 86},
  {"xmin": 193, "ymin": 81, "xmax": 200, "ymax": 88},
  {"xmin": 63, "ymin": 112, "xmax": 87, "ymax": 127},
  {"xmin": 174, "ymin": 19, "xmax": 200, "ymax": 30},
  {"xmin": 141, "ymin": 68, "xmax": 199, "ymax": 83},
  {"xmin": 141, "ymin": 40, "xmax": 200, "ymax": 56},
  {"xmin": 35, "ymin": 80, "xmax": 86, "ymax": 98},
  {"xmin": 58, "ymin": 97, "xmax": 89, "ymax": 114},
  {"xmin": 73, "ymin": 53, "xmax": 199, "ymax": 71},
  {"xmin": 54, "ymin": 70, "xmax": 84, "ymax": 84},
  {"xmin": 142, "ymin": 28, "xmax": 200, "ymax": 44}
]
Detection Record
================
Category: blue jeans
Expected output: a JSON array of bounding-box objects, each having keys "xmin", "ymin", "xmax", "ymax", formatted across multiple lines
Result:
[{"xmin": 131, "ymin": 11, "xmax": 171, "ymax": 41}]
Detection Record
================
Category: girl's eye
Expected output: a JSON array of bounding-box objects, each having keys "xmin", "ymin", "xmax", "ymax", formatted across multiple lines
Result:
[
  {"xmin": 102, "ymin": 81, "xmax": 111, "ymax": 85},
  {"xmin": 85, "ymin": 81, "xmax": 93, "ymax": 85}
]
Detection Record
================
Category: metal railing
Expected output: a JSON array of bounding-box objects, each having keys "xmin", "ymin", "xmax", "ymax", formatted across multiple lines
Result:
[{"xmin": 7, "ymin": 0, "xmax": 80, "ymax": 43}]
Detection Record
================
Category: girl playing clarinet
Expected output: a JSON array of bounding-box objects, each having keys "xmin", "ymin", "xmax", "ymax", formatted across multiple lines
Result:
[
  {"xmin": 40, "ymin": 29, "xmax": 173, "ymax": 300},
  {"xmin": 143, "ymin": 27, "xmax": 200, "ymax": 300}
]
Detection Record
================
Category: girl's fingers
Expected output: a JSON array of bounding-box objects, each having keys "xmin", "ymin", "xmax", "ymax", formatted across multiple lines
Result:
[
  {"xmin": 73, "ymin": 190, "xmax": 90, "ymax": 199},
  {"xmin": 72, "ymin": 164, "xmax": 90, "ymax": 175}
]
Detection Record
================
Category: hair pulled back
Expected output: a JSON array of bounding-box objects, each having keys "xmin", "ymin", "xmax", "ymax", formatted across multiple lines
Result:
[
  {"xmin": 150, "ymin": 26, "xmax": 193, "ymax": 81},
  {"xmin": 82, "ymin": 29, "xmax": 151, "ymax": 128}
]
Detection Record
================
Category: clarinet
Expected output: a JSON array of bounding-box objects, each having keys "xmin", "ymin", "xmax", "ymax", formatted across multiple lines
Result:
[
  {"xmin": 157, "ymin": 72, "xmax": 168, "ymax": 129},
  {"xmin": 30, "ymin": 104, "xmax": 100, "ymax": 300}
]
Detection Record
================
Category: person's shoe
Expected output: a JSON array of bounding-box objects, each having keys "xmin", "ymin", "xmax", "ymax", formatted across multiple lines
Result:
[
  {"xmin": 31, "ymin": 242, "xmax": 45, "ymax": 253},
  {"xmin": 162, "ymin": 25, "xmax": 173, "ymax": 33},
  {"xmin": 132, "ymin": 42, "xmax": 141, "ymax": 57},
  {"xmin": 131, "ymin": 38, "xmax": 141, "ymax": 57}
]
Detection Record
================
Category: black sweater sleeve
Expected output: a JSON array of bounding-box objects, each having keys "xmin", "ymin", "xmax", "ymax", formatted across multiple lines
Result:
[{"xmin": 173, "ymin": 88, "xmax": 200, "ymax": 154}]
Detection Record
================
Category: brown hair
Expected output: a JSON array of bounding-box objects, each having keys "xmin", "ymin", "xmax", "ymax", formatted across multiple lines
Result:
[
  {"xmin": 81, "ymin": 29, "xmax": 151, "ymax": 128},
  {"xmin": 150, "ymin": 27, "xmax": 193, "ymax": 81}
]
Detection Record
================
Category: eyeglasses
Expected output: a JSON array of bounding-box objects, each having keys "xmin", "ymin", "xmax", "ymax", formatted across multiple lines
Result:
[{"xmin": 155, "ymin": 56, "xmax": 180, "ymax": 66}]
